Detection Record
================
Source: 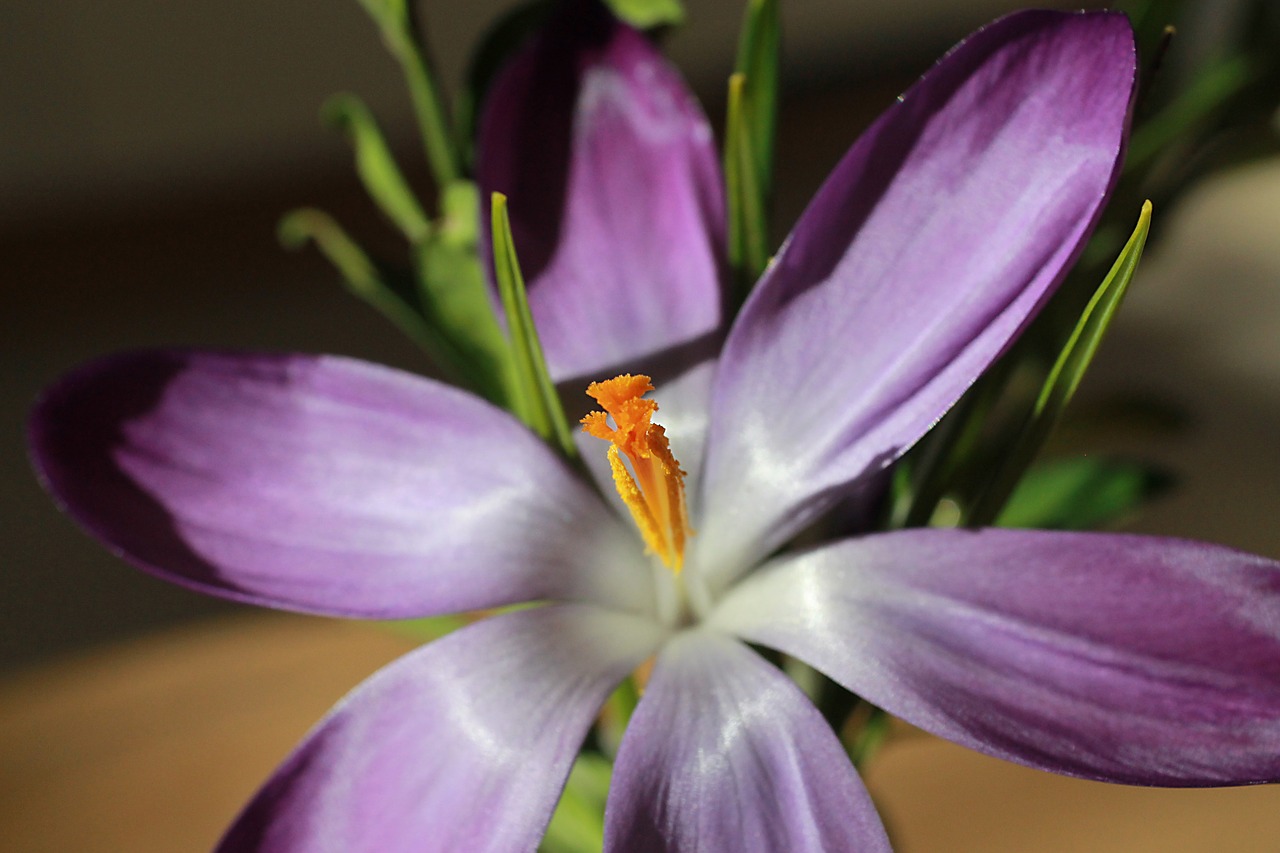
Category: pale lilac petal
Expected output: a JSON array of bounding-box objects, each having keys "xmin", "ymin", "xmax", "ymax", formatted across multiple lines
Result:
[
  {"xmin": 603, "ymin": 630, "xmax": 890, "ymax": 852},
  {"xmin": 218, "ymin": 604, "xmax": 666, "ymax": 853},
  {"xmin": 712, "ymin": 529, "xmax": 1280, "ymax": 786},
  {"xmin": 30, "ymin": 350, "xmax": 653, "ymax": 619},
  {"xmin": 696, "ymin": 11, "xmax": 1136, "ymax": 586},
  {"xmin": 477, "ymin": 3, "xmax": 726, "ymax": 384}
]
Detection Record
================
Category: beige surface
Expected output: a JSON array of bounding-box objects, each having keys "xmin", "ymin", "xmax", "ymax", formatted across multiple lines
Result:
[
  {"xmin": 2, "ymin": 614, "xmax": 1279, "ymax": 853},
  {"xmin": 0, "ymin": 616, "xmax": 415, "ymax": 853},
  {"xmin": 866, "ymin": 733, "xmax": 1280, "ymax": 852}
]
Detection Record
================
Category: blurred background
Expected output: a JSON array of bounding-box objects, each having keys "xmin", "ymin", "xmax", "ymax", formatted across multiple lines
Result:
[{"xmin": 3, "ymin": 0, "xmax": 1280, "ymax": 850}]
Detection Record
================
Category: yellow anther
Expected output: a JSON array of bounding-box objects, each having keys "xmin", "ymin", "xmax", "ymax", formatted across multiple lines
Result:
[{"xmin": 582, "ymin": 375, "xmax": 691, "ymax": 573}]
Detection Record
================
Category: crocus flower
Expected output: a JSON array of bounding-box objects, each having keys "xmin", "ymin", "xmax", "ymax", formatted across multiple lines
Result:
[{"xmin": 30, "ymin": 7, "xmax": 1280, "ymax": 852}]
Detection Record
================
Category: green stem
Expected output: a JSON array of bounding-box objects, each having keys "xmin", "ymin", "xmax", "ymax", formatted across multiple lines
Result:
[
  {"xmin": 356, "ymin": 0, "xmax": 461, "ymax": 187},
  {"xmin": 401, "ymin": 41, "xmax": 462, "ymax": 186}
]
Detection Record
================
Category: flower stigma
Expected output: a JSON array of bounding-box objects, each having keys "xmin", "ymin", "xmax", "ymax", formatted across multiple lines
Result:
[{"xmin": 582, "ymin": 374, "xmax": 692, "ymax": 574}]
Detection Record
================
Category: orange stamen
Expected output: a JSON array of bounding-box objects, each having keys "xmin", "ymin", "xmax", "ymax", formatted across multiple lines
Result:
[{"xmin": 582, "ymin": 374, "xmax": 691, "ymax": 573}]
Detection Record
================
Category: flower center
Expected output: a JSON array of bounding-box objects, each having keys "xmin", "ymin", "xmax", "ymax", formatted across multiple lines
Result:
[{"xmin": 582, "ymin": 374, "xmax": 692, "ymax": 573}]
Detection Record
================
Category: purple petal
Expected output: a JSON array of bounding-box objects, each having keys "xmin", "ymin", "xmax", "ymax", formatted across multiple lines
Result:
[
  {"xmin": 477, "ymin": 3, "xmax": 726, "ymax": 385},
  {"xmin": 217, "ymin": 604, "xmax": 665, "ymax": 853},
  {"xmin": 696, "ymin": 11, "xmax": 1136, "ymax": 585},
  {"xmin": 30, "ymin": 350, "xmax": 653, "ymax": 618},
  {"xmin": 713, "ymin": 528, "xmax": 1280, "ymax": 786},
  {"xmin": 604, "ymin": 630, "xmax": 890, "ymax": 852}
]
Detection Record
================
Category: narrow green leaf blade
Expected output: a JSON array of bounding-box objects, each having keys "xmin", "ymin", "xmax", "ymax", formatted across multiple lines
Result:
[
  {"xmin": 997, "ymin": 456, "xmax": 1173, "ymax": 530},
  {"xmin": 490, "ymin": 192, "xmax": 577, "ymax": 457},
  {"xmin": 323, "ymin": 94, "xmax": 431, "ymax": 242},
  {"xmin": 733, "ymin": 0, "xmax": 780, "ymax": 204},
  {"xmin": 724, "ymin": 73, "xmax": 770, "ymax": 299},
  {"xmin": 1034, "ymin": 201, "xmax": 1153, "ymax": 424},
  {"xmin": 966, "ymin": 200, "xmax": 1154, "ymax": 526},
  {"xmin": 723, "ymin": 0, "xmax": 779, "ymax": 301}
]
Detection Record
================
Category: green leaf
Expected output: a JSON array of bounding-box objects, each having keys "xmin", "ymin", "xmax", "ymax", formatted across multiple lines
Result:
[
  {"xmin": 541, "ymin": 753, "xmax": 613, "ymax": 853},
  {"xmin": 455, "ymin": 1, "xmax": 552, "ymax": 170},
  {"xmin": 724, "ymin": 74, "xmax": 770, "ymax": 298},
  {"xmin": 409, "ymin": 181, "xmax": 519, "ymax": 408},
  {"xmin": 322, "ymin": 93, "xmax": 431, "ymax": 242},
  {"xmin": 353, "ymin": 0, "xmax": 404, "ymax": 25},
  {"xmin": 412, "ymin": 226, "xmax": 515, "ymax": 407},
  {"xmin": 437, "ymin": 178, "xmax": 482, "ymax": 247},
  {"xmin": 732, "ymin": 0, "xmax": 779, "ymax": 205},
  {"xmin": 381, "ymin": 613, "xmax": 469, "ymax": 642},
  {"xmin": 490, "ymin": 192, "xmax": 578, "ymax": 457},
  {"xmin": 965, "ymin": 201, "xmax": 1154, "ymax": 526},
  {"xmin": 997, "ymin": 456, "xmax": 1173, "ymax": 531},
  {"xmin": 723, "ymin": 0, "xmax": 779, "ymax": 300},
  {"xmin": 603, "ymin": 0, "xmax": 684, "ymax": 29},
  {"xmin": 414, "ymin": 181, "xmax": 519, "ymax": 408}
]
